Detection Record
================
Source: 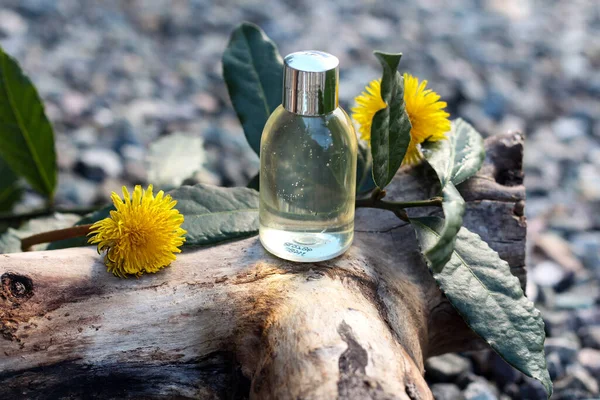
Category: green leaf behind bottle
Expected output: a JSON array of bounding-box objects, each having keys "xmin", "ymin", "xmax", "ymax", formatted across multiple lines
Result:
[
  {"xmin": 171, "ymin": 184, "xmax": 259, "ymax": 245},
  {"xmin": 411, "ymin": 216, "xmax": 552, "ymax": 397},
  {"xmin": 370, "ymin": 52, "xmax": 412, "ymax": 190},
  {"xmin": 0, "ymin": 47, "xmax": 57, "ymax": 197},
  {"xmin": 222, "ymin": 22, "xmax": 283, "ymax": 156}
]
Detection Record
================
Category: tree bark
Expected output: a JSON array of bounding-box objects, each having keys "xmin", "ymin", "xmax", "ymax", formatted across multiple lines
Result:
[{"xmin": 0, "ymin": 132, "xmax": 526, "ymax": 400}]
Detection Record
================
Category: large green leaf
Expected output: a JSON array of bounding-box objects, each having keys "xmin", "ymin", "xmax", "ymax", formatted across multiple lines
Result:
[
  {"xmin": 49, "ymin": 185, "xmax": 260, "ymax": 250},
  {"xmin": 0, "ymin": 156, "xmax": 21, "ymax": 212},
  {"xmin": 222, "ymin": 22, "xmax": 283, "ymax": 156},
  {"xmin": 420, "ymin": 118, "xmax": 485, "ymax": 270},
  {"xmin": 422, "ymin": 118, "xmax": 485, "ymax": 187},
  {"xmin": 47, "ymin": 205, "xmax": 114, "ymax": 250},
  {"xmin": 171, "ymin": 184, "xmax": 259, "ymax": 245},
  {"xmin": 0, "ymin": 47, "xmax": 57, "ymax": 197},
  {"xmin": 411, "ymin": 217, "xmax": 552, "ymax": 397},
  {"xmin": 370, "ymin": 52, "xmax": 412, "ymax": 190}
]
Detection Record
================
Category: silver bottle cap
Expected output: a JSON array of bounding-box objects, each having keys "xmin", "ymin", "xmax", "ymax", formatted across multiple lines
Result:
[{"xmin": 283, "ymin": 51, "xmax": 339, "ymax": 116}]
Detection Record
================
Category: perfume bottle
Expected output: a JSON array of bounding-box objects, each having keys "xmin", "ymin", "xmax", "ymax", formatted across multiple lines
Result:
[{"xmin": 259, "ymin": 51, "xmax": 357, "ymax": 262}]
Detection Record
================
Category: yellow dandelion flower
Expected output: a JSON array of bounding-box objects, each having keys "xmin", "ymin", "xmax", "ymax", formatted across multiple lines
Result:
[
  {"xmin": 88, "ymin": 184, "xmax": 187, "ymax": 278},
  {"xmin": 351, "ymin": 74, "xmax": 451, "ymax": 165},
  {"xmin": 351, "ymin": 79, "xmax": 387, "ymax": 142}
]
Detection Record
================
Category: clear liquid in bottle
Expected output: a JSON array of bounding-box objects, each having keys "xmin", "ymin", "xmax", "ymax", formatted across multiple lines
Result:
[{"xmin": 259, "ymin": 105, "xmax": 357, "ymax": 262}]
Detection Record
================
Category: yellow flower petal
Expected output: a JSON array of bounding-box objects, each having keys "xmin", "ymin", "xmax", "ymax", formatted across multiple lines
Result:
[
  {"xmin": 88, "ymin": 185, "xmax": 187, "ymax": 278},
  {"xmin": 352, "ymin": 74, "xmax": 451, "ymax": 165}
]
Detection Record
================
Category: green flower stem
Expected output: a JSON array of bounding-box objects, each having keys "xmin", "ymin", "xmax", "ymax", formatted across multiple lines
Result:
[
  {"xmin": 355, "ymin": 189, "xmax": 442, "ymax": 221},
  {"xmin": 21, "ymin": 224, "xmax": 92, "ymax": 252}
]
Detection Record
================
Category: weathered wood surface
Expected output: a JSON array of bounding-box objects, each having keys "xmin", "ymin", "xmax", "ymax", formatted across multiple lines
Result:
[{"xmin": 0, "ymin": 132, "xmax": 526, "ymax": 399}]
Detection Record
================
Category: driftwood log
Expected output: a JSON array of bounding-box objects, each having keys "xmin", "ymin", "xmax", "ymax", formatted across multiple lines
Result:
[{"xmin": 0, "ymin": 132, "xmax": 526, "ymax": 399}]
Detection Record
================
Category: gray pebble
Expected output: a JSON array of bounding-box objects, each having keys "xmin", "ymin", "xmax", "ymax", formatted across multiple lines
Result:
[
  {"xmin": 544, "ymin": 336, "xmax": 581, "ymax": 365},
  {"xmin": 431, "ymin": 383, "xmax": 465, "ymax": 400},
  {"xmin": 463, "ymin": 381, "xmax": 499, "ymax": 400},
  {"xmin": 425, "ymin": 354, "xmax": 473, "ymax": 383}
]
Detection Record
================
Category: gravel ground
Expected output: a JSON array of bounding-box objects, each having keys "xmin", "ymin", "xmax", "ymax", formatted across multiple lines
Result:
[{"xmin": 1, "ymin": 0, "xmax": 599, "ymax": 399}]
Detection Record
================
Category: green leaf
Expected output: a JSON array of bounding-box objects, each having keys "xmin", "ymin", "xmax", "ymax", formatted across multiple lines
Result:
[
  {"xmin": 223, "ymin": 22, "xmax": 283, "ymax": 156},
  {"xmin": 147, "ymin": 133, "xmax": 206, "ymax": 190},
  {"xmin": 411, "ymin": 217, "xmax": 552, "ymax": 397},
  {"xmin": 0, "ymin": 46, "xmax": 57, "ymax": 197},
  {"xmin": 420, "ymin": 118, "xmax": 485, "ymax": 270},
  {"xmin": 0, "ymin": 156, "xmax": 21, "ymax": 212},
  {"xmin": 426, "ymin": 183, "xmax": 465, "ymax": 272},
  {"xmin": 49, "ymin": 184, "xmax": 260, "ymax": 250},
  {"xmin": 46, "ymin": 205, "xmax": 114, "ymax": 250},
  {"xmin": 171, "ymin": 184, "xmax": 259, "ymax": 245},
  {"xmin": 356, "ymin": 140, "xmax": 376, "ymax": 194},
  {"xmin": 370, "ymin": 52, "xmax": 412, "ymax": 190},
  {"xmin": 422, "ymin": 118, "xmax": 485, "ymax": 187}
]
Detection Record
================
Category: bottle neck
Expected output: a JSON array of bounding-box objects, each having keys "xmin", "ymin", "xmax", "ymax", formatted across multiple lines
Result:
[{"xmin": 283, "ymin": 68, "xmax": 339, "ymax": 116}]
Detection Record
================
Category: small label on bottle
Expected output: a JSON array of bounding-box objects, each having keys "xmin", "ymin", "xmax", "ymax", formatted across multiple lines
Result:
[{"xmin": 283, "ymin": 242, "xmax": 313, "ymax": 257}]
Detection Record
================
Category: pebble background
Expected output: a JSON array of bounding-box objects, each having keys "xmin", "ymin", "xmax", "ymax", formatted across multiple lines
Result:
[{"xmin": 1, "ymin": 0, "xmax": 599, "ymax": 399}]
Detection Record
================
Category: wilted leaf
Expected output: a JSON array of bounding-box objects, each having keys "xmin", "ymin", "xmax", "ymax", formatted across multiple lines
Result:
[{"xmin": 147, "ymin": 133, "xmax": 206, "ymax": 190}]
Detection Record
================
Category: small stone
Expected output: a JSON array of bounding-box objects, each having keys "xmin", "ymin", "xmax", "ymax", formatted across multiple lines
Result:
[
  {"xmin": 425, "ymin": 354, "xmax": 472, "ymax": 383},
  {"xmin": 546, "ymin": 352, "xmax": 565, "ymax": 380},
  {"xmin": 194, "ymin": 92, "xmax": 219, "ymax": 114},
  {"xmin": 544, "ymin": 336, "xmax": 580, "ymax": 365},
  {"xmin": 76, "ymin": 148, "xmax": 123, "ymax": 182},
  {"xmin": 534, "ymin": 233, "xmax": 583, "ymax": 274},
  {"xmin": 575, "ymin": 308, "xmax": 600, "ymax": 329},
  {"xmin": 123, "ymin": 161, "xmax": 147, "ymax": 184},
  {"xmin": 530, "ymin": 261, "xmax": 573, "ymax": 291},
  {"xmin": 554, "ymin": 365, "xmax": 599, "ymax": 395},
  {"xmin": 55, "ymin": 173, "xmax": 99, "ymax": 206},
  {"xmin": 430, "ymin": 383, "xmax": 465, "ymax": 400},
  {"xmin": 93, "ymin": 108, "xmax": 114, "ymax": 127},
  {"xmin": 0, "ymin": 9, "xmax": 28, "ymax": 36},
  {"xmin": 112, "ymin": 120, "xmax": 143, "ymax": 154},
  {"xmin": 554, "ymin": 283, "xmax": 599, "ymax": 310},
  {"xmin": 578, "ymin": 164, "xmax": 600, "ymax": 201},
  {"xmin": 463, "ymin": 381, "xmax": 498, "ymax": 400},
  {"xmin": 61, "ymin": 91, "xmax": 90, "ymax": 118},
  {"xmin": 519, "ymin": 377, "xmax": 548, "ymax": 400},
  {"xmin": 542, "ymin": 310, "xmax": 577, "ymax": 337},
  {"xmin": 578, "ymin": 348, "xmax": 600, "ymax": 376},
  {"xmin": 552, "ymin": 117, "xmax": 588, "ymax": 141},
  {"xmin": 570, "ymin": 232, "xmax": 600, "ymax": 272},
  {"xmin": 17, "ymin": 0, "xmax": 58, "ymax": 17},
  {"xmin": 579, "ymin": 326, "xmax": 600, "ymax": 349}
]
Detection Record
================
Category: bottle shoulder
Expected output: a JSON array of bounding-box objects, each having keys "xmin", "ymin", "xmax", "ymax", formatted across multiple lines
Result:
[{"xmin": 263, "ymin": 106, "xmax": 356, "ymax": 139}]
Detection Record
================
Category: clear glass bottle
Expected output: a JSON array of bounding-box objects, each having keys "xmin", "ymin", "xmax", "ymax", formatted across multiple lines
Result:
[{"xmin": 259, "ymin": 51, "xmax": 357, "ymax": 262}]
